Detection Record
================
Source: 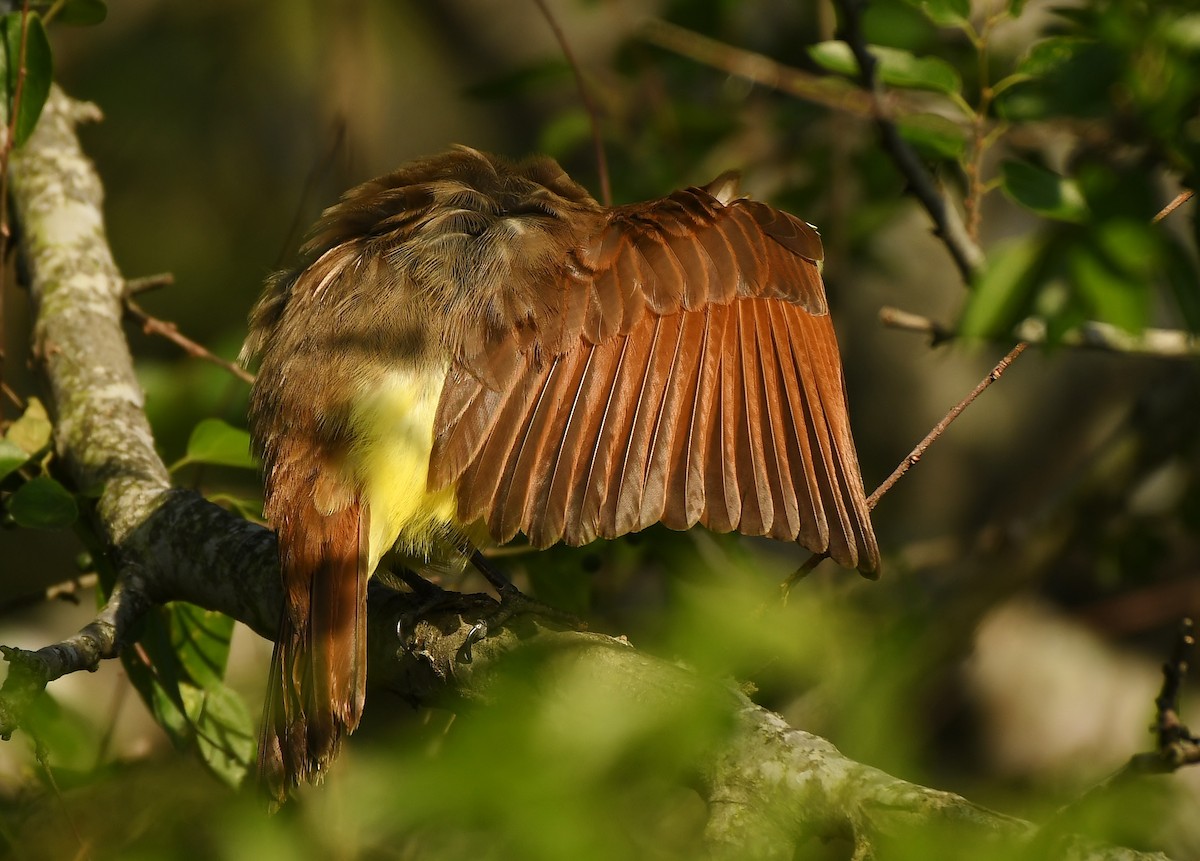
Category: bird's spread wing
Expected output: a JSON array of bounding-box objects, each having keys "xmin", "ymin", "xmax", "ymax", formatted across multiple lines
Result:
[{"xmin": 429, "ymin": 183, "xmax": 879, "ymax": 574}]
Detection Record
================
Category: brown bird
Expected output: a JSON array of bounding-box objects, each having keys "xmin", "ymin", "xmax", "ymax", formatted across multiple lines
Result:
[{"xmin": 242, "ymin": 146, "xmax": 879, "ymax": 801}]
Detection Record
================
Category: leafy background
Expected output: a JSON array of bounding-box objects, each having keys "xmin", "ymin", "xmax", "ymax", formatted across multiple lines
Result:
[{"xmin": 1, "ymin": 0, "xmax": 1199, "ymax": 858}]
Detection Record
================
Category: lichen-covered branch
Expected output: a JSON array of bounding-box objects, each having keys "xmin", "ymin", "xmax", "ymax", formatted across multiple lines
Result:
[{"xmin": 0, "ymin": 87, "xmax": 1176, "ymax": 861}]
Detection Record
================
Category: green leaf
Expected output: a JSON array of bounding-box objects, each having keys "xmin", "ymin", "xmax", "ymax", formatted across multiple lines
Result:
[
  {"xmin": 1, "ymin": 12, "xmax": 53, "ymax": 147},
  {"xmin": 808, "ymin": 41, "xmax": 962, "ymax": 96},
  {"xmin": 1017, "ymin": 36, "xmax": 1093, "ymax": 78},
  {"xmin": 537, "ymin": 108, "xmax": 591, "ymax": 160},
  {"xmin": 6, "ymin": 475, "xmax": 78, "ymax": 528},
  {"xmin": 120, "ymin": 602, "xmax": 250, "ymax": 785},
  {"xmin": 169, "ymin": 604, "xmax": 234, "ymax": 690},
  {"xmin": 999, "ymin": 160, "xmax": 1088, "ymax": 222},
  {"xmin": 1008, "ymin": 0, "xmax": 1028, "ymax": 16},
  {"xmin": 959, "ymin": 236, "xmax": 1046, "ymax": 338},
  {"xmin": 1162, "ymin": 234, "xmax": 1200, "ymax": 331},
  {"xmin": 905, "ymin": 0, "xmax": 970, "ymax": 27},
  {"xmin": 52, "ymin": 0, "xmax": 107, "ymax": 26},
  {"xmin": 180, "ymin": 683, "xmax": 255, "ymax": 788},
  {"xmin": 0, "ymin": 437, "xmax": 28, "ymax": 481},
  {"xmin": 5, "ymin": 396, "xmax": 52, "ymax": 455},
  {"xmin": 896, "ymin": 113, "xmax": 968, "ymax": 159},
  {"xmin": 174, "ymin": 418, "xmax": 257, "ymax": 471},
  {"xmin": 1070, "ymin": 242, "xmax": 1148, "ymax": 333}
]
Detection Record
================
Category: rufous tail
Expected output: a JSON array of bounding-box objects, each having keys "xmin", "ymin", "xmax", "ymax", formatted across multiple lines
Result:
[{"xmin": 258, "ymin": 500, "xmax": 367, "ymax": 804}]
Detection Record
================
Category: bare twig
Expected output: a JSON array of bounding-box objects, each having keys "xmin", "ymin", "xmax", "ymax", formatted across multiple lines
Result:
[
  {"xmin": 641, "ymin": 18, "xmax": 882, "ymax": 121},
  {"xmin": 1, "ymin": 378, "xmax": 23, "ymax": 410},
  {"xmin": 123, "ymin": 293, "xmax": 254, "ymax": 385},
  {"xmin": 881, "ymin": 305, "xmax": 1200, "ymax": 359},
  {"xmin": 0, "ymin": 573, "xmax": 155, "ymax": 739},
  {"xmin": 533, "ymin": 0, "xmax": 611, "ymax": 206},
  {"xmin": 867, "ymin": 342, "xmax": 1027, "ymax": 509},
  {"xmin": 1152, "ymin": 190, "xmax": 1193, "ymax": 224},
  {"xmin": 833, "ymin": 0, "xmax": 985, "ymax": 282},
  {"xmin": 124, "ymin": 272, "xmax": 175, "ymax": 296}
]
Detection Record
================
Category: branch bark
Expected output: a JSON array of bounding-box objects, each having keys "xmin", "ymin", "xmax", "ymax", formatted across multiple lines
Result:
[{"xmin": 0, "ymin": 87, "xmax": 1175, "ymax": 861}]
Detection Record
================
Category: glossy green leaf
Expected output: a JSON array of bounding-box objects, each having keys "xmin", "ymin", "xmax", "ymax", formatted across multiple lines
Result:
[
  {"xmin": 809, "ymin": 41, "xmax": 961, "ymax": 96},
  {"xmin": 52, "ymin": 0, "xmax": 107, "ymax": 26},
  {"xmin": 175, "ymin": 418, "xmax": 257, "ymax": 471},
  {"xmin": 896, "ymin": 113, "xmax": 968, "ymax": 159},
  {"xmin": 5, "ymin": 397, "xmax": 52, "ymax": 455},
  {"xmin": 169, "ymin": 604, "xmax": 234, "ymax": 690},
  {"xmin": 180, "ymin": 682, "xmax": 255, "ymax": 788},
  {"xmin": 7, "ymin": 475, "xmax": 78, "ymax": 528},
  {"xmin": 959, "ymin": 236, "xmax": 1045, "ymax": 338},
  {"xmin": 1000, "ymin": 160, "xmax": 1088, "ymax": 222},
  {"xmin": 1, "ymin": 12, "xmax": 53, "ymax": 147},
  {"xmin": 0, "ymin": 437, "xmax": 28, "ymax": 481}
]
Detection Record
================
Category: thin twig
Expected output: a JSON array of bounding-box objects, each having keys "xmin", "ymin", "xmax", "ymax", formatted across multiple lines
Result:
[
  {"xmin": 124, "ymin": 272, "xmax": 174, "ymax": 296},
  {"xmin": 642, "ymin": 18, "xmax": 882, "ymax": 121},
  {"xmin": 833, "ymin": 0, "xmax": 985, "ymax": 282},
  {"xmin": 867, "ymin": 342, "xmax": 1027, "ymax": 509},
  {"xmin": 1, "ymin": 378, "xmax": 23, "ymax": 410},
  {"xmin": 1152, "ymin": 189, "xmax": 1194, "ymax": 224},
  {"xmin": 532, "ymin": 0, "xmax": 611, "ymax": 206},
  {"xmin": 880, "ymin": 305, "xmax": 1200, "ymax": 359},
  {"xmin": 123, "ymin": 294, "xmax": 254, "ymax": 385}
]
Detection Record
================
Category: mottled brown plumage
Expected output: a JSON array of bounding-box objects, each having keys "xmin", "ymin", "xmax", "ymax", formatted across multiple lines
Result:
[{"xmin": 243, "ymin": 146, "xmax": 879, "ymax": 802}]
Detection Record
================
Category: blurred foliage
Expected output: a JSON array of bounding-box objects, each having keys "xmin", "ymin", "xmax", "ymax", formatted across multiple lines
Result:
[{"xmin": 2, "ymin": 0, "xmax": 1200, "ymax": 858}]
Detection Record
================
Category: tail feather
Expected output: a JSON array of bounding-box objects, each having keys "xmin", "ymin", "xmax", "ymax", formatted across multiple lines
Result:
[{"xmin": 259, "ymin": 499, "xmax": 368, "ymax": 803}]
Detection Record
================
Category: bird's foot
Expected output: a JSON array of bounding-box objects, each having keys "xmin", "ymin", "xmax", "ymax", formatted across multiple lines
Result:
[{"xmin": 458, "ymin": 551, "xmax": 584, "ymax": 663}]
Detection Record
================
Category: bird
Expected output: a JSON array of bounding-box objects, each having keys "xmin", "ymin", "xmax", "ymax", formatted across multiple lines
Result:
[{"xmin": 242, "ymin": 145, "xmax": 880, "ymax": 802}]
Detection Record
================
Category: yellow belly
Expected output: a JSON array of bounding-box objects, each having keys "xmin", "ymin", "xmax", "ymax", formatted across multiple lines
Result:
[{"xmin": 349, "ymin": 365, "xmax": 459, "ymax": 572}]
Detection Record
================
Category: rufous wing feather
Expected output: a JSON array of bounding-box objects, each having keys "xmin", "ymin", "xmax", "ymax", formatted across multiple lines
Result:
[{"xmin": 429, "ymin": 183, "xmax": 880, "ymax": 576}]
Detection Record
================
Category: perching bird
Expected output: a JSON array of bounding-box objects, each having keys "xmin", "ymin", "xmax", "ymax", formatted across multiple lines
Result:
[{"xmin": 242, "ymin": 146, "xmax": 879, "ymax": 801}]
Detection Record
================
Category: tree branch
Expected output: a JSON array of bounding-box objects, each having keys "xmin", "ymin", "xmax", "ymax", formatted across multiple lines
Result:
[
  {"xmin": 0, "ymin": 86, "xmax": 1176, "ymax": 861},
  {"xmin": 832, "ymin": 0, "xmax": 985, "ymax": 282}
]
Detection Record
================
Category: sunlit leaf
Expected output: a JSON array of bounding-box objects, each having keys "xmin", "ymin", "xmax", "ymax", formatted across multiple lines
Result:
[
  {"xmin": 5, "ymin": 397, "xmax": 52, "ymax": 455},
  {"xmin": 180, "ymin": 683, "xmax": 255, "ymax": 788},
  {"xmin": 6, "ymin": 476, "xmax": 78, "ymax": 528},
  {"xmin": 959, "ymin": 235, "xmax": 1046, "ymax": 338},
  {"xmin": 0, "ymin": 438, "xmax": 28, "ymax": 481},
  {"xmin": 1, "ymin": 12, "xmax": 53, "ymax": 147},
  {"xmin": 896, "ymin": 112, "xmax": 968, "ymax": 159},
  {"xmin": 1000, "ymin": 160, "xmax": 1088, "ymax": 222},
  {"xmin": 174, "ymin": 418, "xmax": 257, "ymax": 471},
  {"xmin": 170, "ymin": 604, "xmax": 234, "ymax": 690},
  {"xmin": 808, "ymin": 41, "xmax": 962, "ymax": 96}
]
